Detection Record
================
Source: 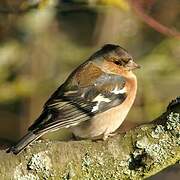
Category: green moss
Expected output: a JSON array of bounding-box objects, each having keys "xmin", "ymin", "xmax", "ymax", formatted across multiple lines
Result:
[
  {"xmin": 81, "ymin": 153, "xmax": 93, "ymax": 170},
  {"xmin": 125, "ymin": 111, "xmax": 180, "ymax": 179},
  {"xmin": 3, "ymin": 100, "xmax": 180, "ymax": 179},
  {"xmin": 14, "ymin": 173, "xmax": 40, "ymax": 180},
  {"xmin": 62, "ymin": 162, "xmax": 76, "ymax": 180}
]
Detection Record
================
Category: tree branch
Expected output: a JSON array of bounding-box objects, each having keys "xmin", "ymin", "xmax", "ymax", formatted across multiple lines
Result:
[
  {"xmin": 0, "ymin": 97, "xmax": 180, "ymax": 179},
  {"xmin": 130, "ymin": 0, "xmax": 180, "ymax": 38}
]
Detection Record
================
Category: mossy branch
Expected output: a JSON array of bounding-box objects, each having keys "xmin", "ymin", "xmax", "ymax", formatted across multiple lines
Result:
[{"xmin": 0, "ymin": 97, "xmax": 180, "ymax": 179}]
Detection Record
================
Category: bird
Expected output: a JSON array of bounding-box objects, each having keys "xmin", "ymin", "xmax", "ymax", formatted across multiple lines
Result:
[{"xmin": 7, "ymin": 44, "xmax": 140, "ymax": 155}]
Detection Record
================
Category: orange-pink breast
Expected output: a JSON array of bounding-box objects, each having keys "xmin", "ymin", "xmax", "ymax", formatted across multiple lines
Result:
[{"xmin": 71, "ymin": 71, "xmax": 137, "ymax": 139}]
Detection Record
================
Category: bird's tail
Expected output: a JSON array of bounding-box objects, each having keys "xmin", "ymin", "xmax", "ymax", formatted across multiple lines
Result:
[{"xmin": 7, "ymin": 131, "xmax": 42, "ymax": 155}]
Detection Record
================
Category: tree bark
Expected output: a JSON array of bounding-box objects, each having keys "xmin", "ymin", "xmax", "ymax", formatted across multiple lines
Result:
[{"xmin": 0, "ymin": 97, "xmax": 180, "ymax": 179}]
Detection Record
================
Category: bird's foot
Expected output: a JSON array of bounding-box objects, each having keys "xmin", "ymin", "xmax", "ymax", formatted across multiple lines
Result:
[{"xmin": 103, "ymin": 132, "xmax": 118, "ymax": 141}]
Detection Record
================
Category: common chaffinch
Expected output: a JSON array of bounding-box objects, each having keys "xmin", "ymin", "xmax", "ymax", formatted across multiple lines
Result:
[{"xmin": 7, "ymin": 44, "xmax": 140, "ymax": 154}]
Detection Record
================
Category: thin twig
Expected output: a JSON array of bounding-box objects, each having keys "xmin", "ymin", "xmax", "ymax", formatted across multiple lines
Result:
[{"xmin": 130, "ymin": 0, "xmax": 180, "ymax": 38}]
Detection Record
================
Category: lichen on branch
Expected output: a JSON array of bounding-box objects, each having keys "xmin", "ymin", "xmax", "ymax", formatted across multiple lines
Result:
[{"xmin": 0, "ymin": 97, "xmax": 179, "ymax": 179}]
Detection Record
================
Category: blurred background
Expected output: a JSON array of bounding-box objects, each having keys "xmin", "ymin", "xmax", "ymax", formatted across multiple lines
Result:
[{"xmin": 0, "ymin": 0, "xmax": 179, "ymax": 178}]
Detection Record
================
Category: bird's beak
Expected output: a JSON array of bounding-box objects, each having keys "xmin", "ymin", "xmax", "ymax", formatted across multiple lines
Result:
[
  {"xmin": 127, "ymin": 60, "xmax": 141, "ymax": 70},
  {"xmin": 132, "ymin": 62, "xmax": 141, "ymax": 69}
]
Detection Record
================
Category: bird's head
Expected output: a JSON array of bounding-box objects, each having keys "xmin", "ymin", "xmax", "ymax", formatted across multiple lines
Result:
[{"xmin": 91, "ymin": 44, "xmax": 140, "ymax": 72}]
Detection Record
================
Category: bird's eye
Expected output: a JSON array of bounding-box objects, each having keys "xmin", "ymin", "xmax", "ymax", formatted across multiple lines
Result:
[{"xmin": 114, "ymin": 61, "xmax": 122, "ymax": 66}]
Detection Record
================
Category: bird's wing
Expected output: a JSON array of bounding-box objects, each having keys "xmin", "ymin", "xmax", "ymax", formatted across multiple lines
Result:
[{"xmin": 28, "ymin": 62, "xmax": 127, "ymax": 133}]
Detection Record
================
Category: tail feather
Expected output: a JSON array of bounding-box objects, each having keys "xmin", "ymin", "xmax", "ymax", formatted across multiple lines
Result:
[{"xmin": 7, "ymin": 131, "xmax": 41, "ymax": 155}]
